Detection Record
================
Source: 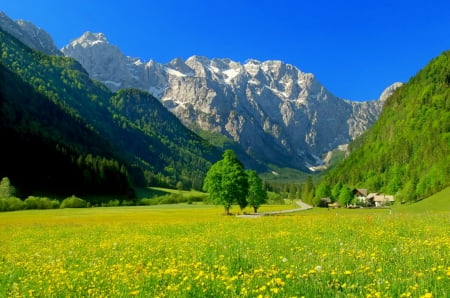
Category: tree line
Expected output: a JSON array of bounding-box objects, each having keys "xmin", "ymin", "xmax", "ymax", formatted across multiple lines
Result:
[{"xmin": 202, "ymin": 150, "xmax": 363, "ymax": 212}]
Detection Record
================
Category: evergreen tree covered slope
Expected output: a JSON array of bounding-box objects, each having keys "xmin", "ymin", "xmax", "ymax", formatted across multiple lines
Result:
[
  {"xmin": 0, "ymin": 28, "xmax": 220, "ymax": 196},
  {"xmin": 109, "ymin": 88, "xmax": 220, "ymax": 189},
  {"xmin": 0, "ymin": 62, "xmax": 133, "ymax": 198},
  {"xmin": 324, "ymin": 51, "xmax": 450, "ymax": 202}
]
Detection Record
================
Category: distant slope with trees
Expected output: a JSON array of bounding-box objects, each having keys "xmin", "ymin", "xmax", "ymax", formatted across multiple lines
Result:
[
  {"xmin": 322, "ymin": 51, "xmax": 450, "ymax": 202},
  {"xmin": 0, "ymin": 62, "xmax": 133, "ymax": 199}
]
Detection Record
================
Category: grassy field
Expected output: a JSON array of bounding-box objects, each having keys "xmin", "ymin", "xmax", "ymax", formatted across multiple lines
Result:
[
  {"xmin": 1, "ymin": 200, "xmax": 449, "ymax": 297},
  {"xmin": 392, "ymin": 187, "xmax": 450, "ymax": 213},
  {"xmin": 134, "ymin": 187, "xmax": 208, "ymax": 199}
]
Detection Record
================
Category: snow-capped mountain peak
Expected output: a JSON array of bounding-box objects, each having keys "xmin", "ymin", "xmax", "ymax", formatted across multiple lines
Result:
[
  {"xmin": 69, "ymin": 31, "xmax": 108, "ymax": 48},
  {"xmin": 61, "ymin": 31, "xmax": 398, "ymax": 170},
  {"xmin": 0, "ymin": 10, "xmax": 404, "ymax": 171}
]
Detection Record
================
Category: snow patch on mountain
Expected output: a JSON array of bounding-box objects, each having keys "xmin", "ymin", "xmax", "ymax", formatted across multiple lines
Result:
[{"xmin": 62, "ymin": 31, "xmax": 400, "ymax": 170}]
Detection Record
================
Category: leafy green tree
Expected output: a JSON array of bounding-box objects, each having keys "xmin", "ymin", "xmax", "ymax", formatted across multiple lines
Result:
[
  {"xmin": 0, "ymin": 177, "xmax": 15, "ymax": 198},
  {"xmin": 338, "ymin": 186, "xmax": 353, "ymax": 207},
  {"xmin": 246, "ymin": 170, "xmax": 268, "ymax": 213},
  {"xmin": 331, "ymin": 182, "xmax": 343, "ymax": 202},
  {"xmin": 203, "ymin": 150, "xmax": 248, "ymax": 215},
  {"xmin": 314, "ymin": 183, "xmax": 331, "ymax": 206}
]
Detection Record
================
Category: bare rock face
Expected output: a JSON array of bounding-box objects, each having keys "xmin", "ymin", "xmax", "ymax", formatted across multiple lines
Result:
[
  {"xmin": 0, "ymin": 12, "xmax": 62, "ymax": 56},
  {"xmin": 63, "ymin": 32, "xmax": 400, "ymax": 170},
  {"xmin": 379, "ymin": 82, "xmax": 403, "ymax": 102}
]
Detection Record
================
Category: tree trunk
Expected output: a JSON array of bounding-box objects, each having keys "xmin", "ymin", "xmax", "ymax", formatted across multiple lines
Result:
[{"xmin": 253, "ymin": 206, "xmax": 258, "ymax": 213}]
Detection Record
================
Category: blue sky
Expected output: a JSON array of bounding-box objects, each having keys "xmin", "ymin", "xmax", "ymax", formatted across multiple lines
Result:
[{"xmin": 2, "ymin": 0, "xmax": 450, "ymax": 100}]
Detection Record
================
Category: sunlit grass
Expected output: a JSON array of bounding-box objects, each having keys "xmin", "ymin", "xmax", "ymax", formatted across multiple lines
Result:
[
  {"xmin": 1, "ymin": 204, "xmax": 449, "ymax": 297},
  {"xmin": 393, "ymin": 186, "xmax": 450, "ymax": 213},
  {"xmin": 134, "ymin": 187, "xmax": 209, "ymax": 200}
]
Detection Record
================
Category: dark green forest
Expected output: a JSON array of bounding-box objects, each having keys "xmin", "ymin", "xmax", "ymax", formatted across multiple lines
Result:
[
  {"xmin": 109, "ymin": 89, "xmax": 219, "ymax": 189},
  {"xmin": 323, "ymin": 51, "xmax": 450, "ymax": 202},
  {"xmin": 0, "ymin": 28, "xmax": 221, "ymax": 200},
  {"xmin": 0, "ymin": 63, "xmax": 133, "ymax": 200}
]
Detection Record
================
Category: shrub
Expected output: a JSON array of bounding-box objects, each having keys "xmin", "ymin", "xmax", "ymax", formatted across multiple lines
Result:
[
  {"xmin": 0, "ymin": 197, "xmax": 25, "ymax": 211},
  {"xmin": 60, "ymin": 195, "xmax": 87, "ymax": 208},
  {"xmin": 101, "ymin": 199, "xmax": 120, "ymax": 207},
  {"xmin": 121, "ymin": 200, "xmax": 135, "ymax": 206},
  {"xmin": 184, "ymin": 194, "xmax": 207, "ymax": 203},
  {"xmin": 8, "ymin": 197, "xmax": 25, "ymax": 210},
  {"xmin": 157, "ymin": 193, "xmax": 182, "ymax": 204},
  {"xmin": 24, "ymin": 196, "xmax": 60, "ymax": 209},
  {"xmin": 138, "ymin": 192, "xmax": 205, "ymax": 206},
  {"xmin": 138, "ymin": 198, "xmax": 159, "ymax": 206},
  {"xmin": 267, "ymin": 192, "xmax": 284, "ymax": 204}
]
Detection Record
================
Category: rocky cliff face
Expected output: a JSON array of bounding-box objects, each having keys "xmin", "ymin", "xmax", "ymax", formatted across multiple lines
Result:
[
  {"xmin": 62, "ymin": 32, "xmax": 399, "ymax": 170},
  {"xmin": 0, "ymin": 12, "xmax": 62, "ymax": 56}
]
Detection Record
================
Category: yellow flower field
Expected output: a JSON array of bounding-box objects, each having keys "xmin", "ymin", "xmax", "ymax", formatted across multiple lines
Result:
[{"xmin": 0, "ymin": 205, "xmax": 449, "ymax": 297}]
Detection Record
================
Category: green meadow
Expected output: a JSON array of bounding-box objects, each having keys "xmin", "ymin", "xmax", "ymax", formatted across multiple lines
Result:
[
  {"xmin": 1, "ymin": 192, "xmax": 449, "ymax": 297},
  {"xmin": 392, "ymin": 187, "xmax": 450, "ymax": 213}
]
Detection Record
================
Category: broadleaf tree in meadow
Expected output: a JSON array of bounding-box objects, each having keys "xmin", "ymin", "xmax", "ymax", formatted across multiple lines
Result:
[
  {"xmin": 203, "ymin": 150, "xmax": 248, "ymax": 215},
  {"xmin": 246, "ymin": 170, "xmax": 268, "ymax": 213},
  {"xmin": 338, "ymin": 185, "xmax": 354, "ymax": 207},
  {"xmin": 0, "ymin": 177, "xmax": 15, "ymax": 198}
]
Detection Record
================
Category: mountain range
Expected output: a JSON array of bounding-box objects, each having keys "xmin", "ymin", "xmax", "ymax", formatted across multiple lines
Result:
[
  {"xmin": 0, "ymin": 20, "xmax": 220, "ymax": 200},
  {"xmin": 61, "ymin": 31, "xmax": 401, "ymax": 171},
  {"xmin": 0, "ymin": 12, "xmax": 402, "ymax": 172},
  {"xmin": 6, "ymin": 11, "xmax": 447, "ymax": 204}
]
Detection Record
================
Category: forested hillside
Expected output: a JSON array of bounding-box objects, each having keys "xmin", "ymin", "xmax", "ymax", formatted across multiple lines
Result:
[
  {"xmin": 323, "ymin": 51, "xmax": 450, "ymax": 202},
  {"xmin": 0, "ymin": 28, "xmax": 221, "ymax": 198},
  {"xmin": 0, "ymin": 63, "xmax": 133, "ymax": 199},
  {"xmin": 109, "ymin": 89, "xmax": 220, "ymax": 189}
]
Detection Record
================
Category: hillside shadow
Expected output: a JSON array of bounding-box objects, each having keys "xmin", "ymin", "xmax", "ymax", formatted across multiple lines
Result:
[{"xmin": 134, "ymin": 187, "xmax": 170, "ymax": 199}]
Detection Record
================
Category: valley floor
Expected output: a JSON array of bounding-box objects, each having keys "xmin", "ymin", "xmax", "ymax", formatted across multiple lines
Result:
[{"xmin": 0, "ymin": 204, "xmax": 449, "ymax": 297}]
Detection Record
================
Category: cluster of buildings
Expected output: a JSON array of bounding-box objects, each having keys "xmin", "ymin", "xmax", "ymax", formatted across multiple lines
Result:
[
  {"xmin": 321, "ymin": 188, "xmax": 395, "ymax": 208},
  {"xmin": 352, "ymin": 189, "xmax": 395, "ymax": 207}
]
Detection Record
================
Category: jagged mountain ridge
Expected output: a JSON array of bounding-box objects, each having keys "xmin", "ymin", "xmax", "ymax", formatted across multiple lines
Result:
[
  {"xmin": 0, "ymin": 25, "xmax": 221, "ymax": 194},
  {"xmin": 62, "ymin": 32, "xmax": 398, "ymax": 170},
  {"xmin": 0, "ymin": 12, "xmax": 61, "ymax": 56}
]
